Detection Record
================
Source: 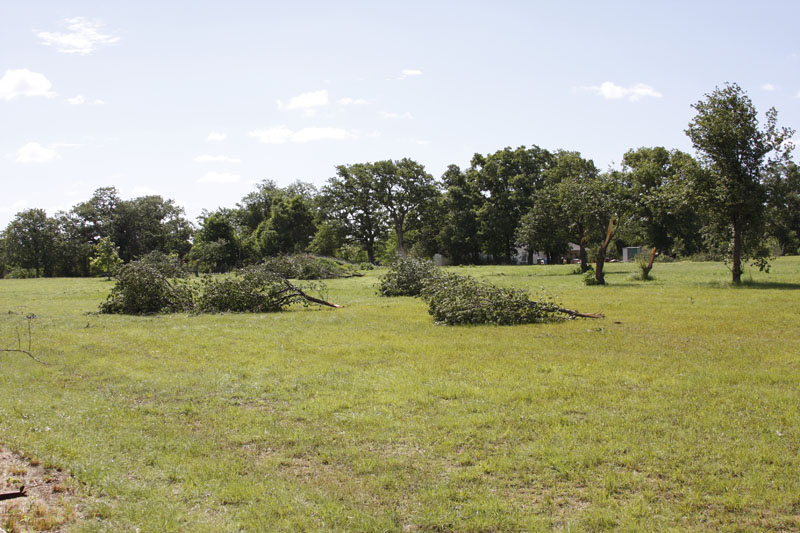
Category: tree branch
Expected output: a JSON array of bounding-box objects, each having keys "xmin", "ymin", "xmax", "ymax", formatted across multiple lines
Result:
[{"xmin": 0, "ymin": 349, "xmax": 48, "ymax": 365}]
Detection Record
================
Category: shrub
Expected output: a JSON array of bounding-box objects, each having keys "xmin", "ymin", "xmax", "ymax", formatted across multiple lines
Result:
[
  {"xmin": 420, "ymin": 272, "xmax": 562, "ymax": 326},
  {"xmin": 261, "ymin": 254, "xmax": 358, "ymax": 280},
  {"xmin": 100, "ymin": 262, "xmax": 195, "ymax": 314},
  {"xmin": 196, "ymin": 265, "xmax": 325, "ymax": 313},
  {"xmin": 378, "ymin": 257, "xmax": 439, "ymax": 297},
  {"xmin": 582, "ymin": 266, "xmax": 599, "ymax": 285},
  {"xmin": 634, "ymin": 254, "xmax": 653, "ymax": 281}
]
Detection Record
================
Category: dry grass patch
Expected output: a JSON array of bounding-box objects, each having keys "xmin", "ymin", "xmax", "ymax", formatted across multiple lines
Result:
[{"xmin": 0, "ymin": 448, "xmax": 81, "ymax": 532}]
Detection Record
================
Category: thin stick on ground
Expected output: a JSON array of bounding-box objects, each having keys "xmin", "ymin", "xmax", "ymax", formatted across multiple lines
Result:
[{"xmin": 0, "ymin": 349, "xmax": 49, "ymax": 365}]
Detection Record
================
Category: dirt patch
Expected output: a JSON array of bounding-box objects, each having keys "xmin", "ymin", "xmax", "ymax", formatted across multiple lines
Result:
[{"xmin": 0, "ymin": 447, "xmax": 80, "ymax": 532}]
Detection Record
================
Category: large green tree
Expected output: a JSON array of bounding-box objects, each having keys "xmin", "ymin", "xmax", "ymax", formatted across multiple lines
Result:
[
  {"xmin": 620, "ymin": 147, "xmax": 704, "ymax": 277},
  {"xmin": 686, "ymin": 83, "xmax": 794, "ymax": 282},
  {"xmin": 470, "ymin": 146, "xmax": 552, "ymax": 263},
  {"xmin": 550, "ymin": 151, "xmax": 600, "ymax": 273},
  {"xmin": 371, "ymin": 158, "xmax": 438, "ymax": 256},
  {"xmin": 324, "ymin": 164, "xmax": 388, "ymax": 264},
  {"xmin": 2, "ymin": 209, "xmax": 60, "ymax": 277},
  {"xmin": 437, "ymin": 165, "xmax": 483, "ymax": 264}
]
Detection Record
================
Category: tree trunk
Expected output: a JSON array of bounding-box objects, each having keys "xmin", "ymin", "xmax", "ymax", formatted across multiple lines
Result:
[
  {"xmin": 594, "ymin": 217, "xmax": 615, "ymax": 285},
  {"xmin": 579, "ymin": 229, "xmax": 588, "ymax": 273},
  {"xmin": 642, "ymin": 246, "xmax": 657, "ymax": 279},
  {"xmin": 395, "ymin": 222, "xmax": 407, "ymax": 257},
  {"xmin": 732, "ymin": 216, "xmax": 742, "ymax": 283},
  {"xmin": 527, "ymin": 249, "xmax": 534, "ymax": 265}
]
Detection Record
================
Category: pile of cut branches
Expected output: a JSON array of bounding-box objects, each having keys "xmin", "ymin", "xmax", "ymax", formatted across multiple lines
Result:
[
  {"xmin": 100, "ymin": 261, "xmax": 340, "ymax": 315},
  {"xmin": 380, "ymin": 257, "xmax": 601, "ymax": 325}
]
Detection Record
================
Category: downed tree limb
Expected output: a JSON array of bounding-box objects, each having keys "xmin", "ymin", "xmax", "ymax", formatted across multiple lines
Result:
[
  {"xmin": 550, "ymin": 306, "xmax": 604, "ymax": 319},
  {"xmin": 0, "ymin": 485, "xmax": 26, "ymax": 501},
  {"xmin": 294, "ymin": 289, "xmax": 343, "ymax": 308},
  {"xmin": 0, "ymin": 349, "xmax": 49, "ymax": 365},
  {"xmin": 280, "ymin": 277, "xmax": 343, "ymax": 308}
]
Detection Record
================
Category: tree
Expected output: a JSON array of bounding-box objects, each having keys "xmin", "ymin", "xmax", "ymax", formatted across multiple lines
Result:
[
  {"xmin": 255, "ymin": 195, "xmax": 316, "ymax": 256},
  {"xmin": 686, "ymin": 83, "xmax": 794, "ymax": 282},
  {"xmin": 515, "ymin": 186, "xmax": 571, "ymax": 265},
  {"xmin": 90, "ymin": 237, "xmax": 123, "ymax": 279},
  {"xmin": 370, "ymin": 158, "xmax": 438, "ymax": 256},
  {"xmin": 437, "ymin": 164, "xmax": 482, "ymax": 264},
  {"xmin": 188, "ymin": 210, "xmax": 240, "ymax": 272},
  {"xmin": 113, "ymin": 196, "xmax": 193, "ymax": 261},
  {"xmin": 324, "ymin": 164, "xmax": 388, "ymax": 264},
  {"xmin": 550, "ymin": 151, "xmax": 600, "ymax": 273},
  {"xmin": 470, "ymin": 146, "xmax": 552, "ymax": 263},
  {"xmin": 620, "ymin": 147, "xmax": 704, "ymax": 277},
  {"xmin": 764, "ymin": 160, "xmax": 800, "ymax": 255},
  {"xmin": 3, "ymin": 209, "xmax": 60, "ymax": 277}
]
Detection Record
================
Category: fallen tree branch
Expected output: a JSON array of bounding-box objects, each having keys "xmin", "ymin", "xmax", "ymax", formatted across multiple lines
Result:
[
  {"xmin": 280, "ymin": 277, "xmax": 343, "ymax": 308},
  {"xmin": 552, "ymin": 306, "xmax": 604, "ymax": 319},
  {"xmin": 0, "ymin": 349, "xmax": 49, "ymax": 365},
  {"xmin": 0, "ymin": 485, "xmax": 26, "ymax": 501}
]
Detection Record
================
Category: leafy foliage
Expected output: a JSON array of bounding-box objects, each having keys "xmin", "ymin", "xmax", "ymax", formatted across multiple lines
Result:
[
  {"xmin": 100, "ymin": 261, "xmax": 195, "ymax": 314},
  {"xmin": 261, "ymin": 254, "xmax": 359, "ymax": 280},
  {"xmin": 378, "ymin": 257, "xmax": 439, "ymax": 297},
  {"xmin": 89, "ymin": 237, "xmax": 123, "ymax": 279},
  {"xmin": 420, "ymin": 272, "xmax": 562, "ymax": 326},
  {"xmin": 136, "ymin": 250, "xmax": 188, "ymax": 278},
  {"xmin": 195, "ymin": 266, "xmax": 310, "ymax": 313},
  {"xmin": 686, "ymin": 83, "xmax": 794, "ymax": 282}
]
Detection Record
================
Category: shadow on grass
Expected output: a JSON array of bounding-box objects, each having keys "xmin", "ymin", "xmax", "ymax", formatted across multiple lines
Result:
[{"xmin": 700, "ymin": 280, "xmax": 800, "ymax": 290}]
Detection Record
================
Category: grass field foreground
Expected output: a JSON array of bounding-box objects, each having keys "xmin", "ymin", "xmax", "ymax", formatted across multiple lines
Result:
[{"xmin": 1, "ymin": 259, "xmax": 799, "ymax": 531}]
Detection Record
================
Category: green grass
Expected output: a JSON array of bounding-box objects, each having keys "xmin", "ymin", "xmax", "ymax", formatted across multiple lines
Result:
[{"xmin": 1, "ymin": 259, "xmax": 799, "ymax": 531}]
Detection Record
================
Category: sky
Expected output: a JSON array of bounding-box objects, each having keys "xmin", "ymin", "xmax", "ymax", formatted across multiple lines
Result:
[{"xmin": 2, "ymin": 0, "xmax": 800, "ymax": 228}]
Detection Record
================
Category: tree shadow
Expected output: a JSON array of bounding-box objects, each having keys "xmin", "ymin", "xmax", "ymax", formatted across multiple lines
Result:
[{"xmin": 700, "ymin": 280, "xmax": 800, "ymax": 290}]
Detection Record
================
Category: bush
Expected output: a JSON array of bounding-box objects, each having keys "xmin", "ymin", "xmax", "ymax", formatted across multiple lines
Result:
[
  {"xmin": 420, "ymin": 272, "xmax": 562, "ymax": 326},
  {"xmin": 582, "ymin": 266, "xmax": 599, "ymax": 285},
  {"xmin": 261, "ymin": 254, "xmax": 358, "ymax": 280},
  {"xmin": 100, "ymin": 262, "xmax": 195, "ymax": 314},
  {"xmin": 378, "ymin": 257, "xmax": 439, "ymax": 297},
  {"xmin": 634, "ymin": 254, "xmax": 653, "ymax": 281}
]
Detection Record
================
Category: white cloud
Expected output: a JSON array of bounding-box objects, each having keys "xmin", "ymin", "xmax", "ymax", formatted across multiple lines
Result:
[
  {"xmin": 68, "ymin": 94, "xmax": 105, "ymax": 105},
  {"xmin": 338, "ymin": 97, "xmax": 368, "ymax": 106},
  {"xmin": 207, "ymin": 132, "xmax": 227, "ymax": 141},
  {"xmin": 249, "ymin": 126, "xmax": 294, "ymax": 144},
  {"xmin": 292, "ymin": 127, "xmax": 354, "ymax": 143},
  {"xmin": 194, "ymin": 154, "xmax": 242, "ymax": 164},
  {"xmin": 0, "ymin": 69, "xmax": 57, "ymax": 101},
  {"xmin": 35, "ymin": 17, "xmax": 119, "ymax": 55},
  {"xmin": 198, "ymin": 172, "xmax": 241, "ymax": 184},
  {"xmin": 408, "ymin": 138, "xmax": 431, "ymax": 145},
  {"xmin": 379, "ymin": 111, "xmax": 414, "ymax": 119},
  {"xmin": 278, "ymin": 89, "xmax": 329, "ymax": 111},
  {"xmin": 249, "ymin": 126, "xmax": 355, "ymax": 144},
  {"xmin": 400, "ymin": 69, "xmax": 423, "ymax": 79},
  {"xmin": 795, "ymin": 90, "xmax": 800, "ymax": 99},
  {"xmin": 583, "ymin": 81, "xmax": 663, "ymax": 102},
  {"xmin": 762, "ymin": 83, "xmax": 777, "ymax": 92},
  {"xmin": 15, "ymin": 142, "xmax": 60, "ymax": 163}
]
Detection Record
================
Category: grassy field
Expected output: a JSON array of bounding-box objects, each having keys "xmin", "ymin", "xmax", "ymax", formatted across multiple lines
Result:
[{"xmin": 1, "ymin": 259, "xmax": 799, "ymax": 531}]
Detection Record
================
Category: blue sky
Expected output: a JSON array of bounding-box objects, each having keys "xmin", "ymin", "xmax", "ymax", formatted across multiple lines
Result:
[{"xmin": 2, "ymin": 1, "xmax": 799, "ymax": 228}]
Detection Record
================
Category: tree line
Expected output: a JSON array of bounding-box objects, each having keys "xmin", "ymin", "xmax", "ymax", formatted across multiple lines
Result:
[{"xmin": 2, "ymin": 83, "xmax": 798, "ymax": 283}]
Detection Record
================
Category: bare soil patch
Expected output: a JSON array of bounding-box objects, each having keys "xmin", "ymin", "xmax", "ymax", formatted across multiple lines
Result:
[{"xmin": 0, "ymin": 448, "xmax": 80, "ymax": 532}]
